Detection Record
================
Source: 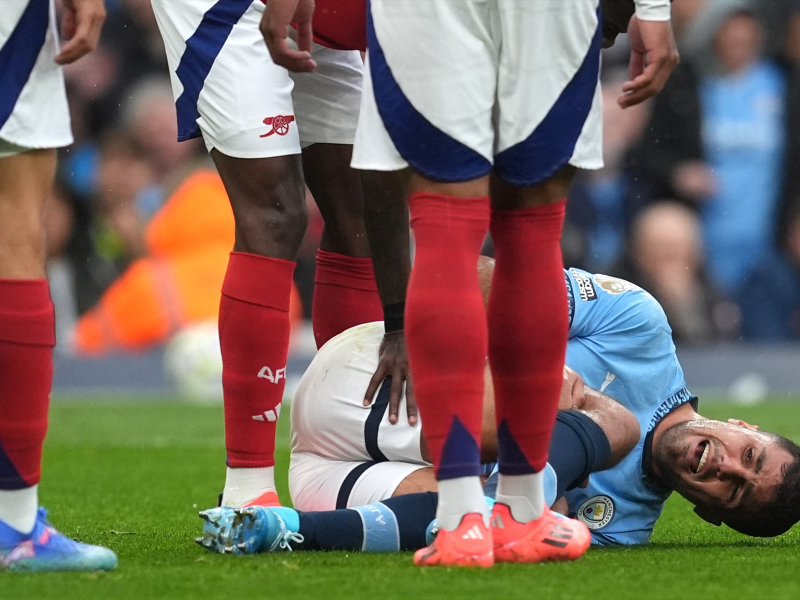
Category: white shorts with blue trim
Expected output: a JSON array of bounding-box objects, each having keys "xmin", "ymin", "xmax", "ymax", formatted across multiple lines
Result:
[
  {"xmin": 289, "ymin": 322, "xmax": 429, "ymax": 511},
  {"xmin": 0, "ymin": 0, "xmax": 72, "ymax": 153},
  {"xmin": 352, "ymin": 0, "xmax": 604, "ymax": 184},
  {"xmin": 151, "ymin": 0, "xmax": 363, "ymax": 160}
]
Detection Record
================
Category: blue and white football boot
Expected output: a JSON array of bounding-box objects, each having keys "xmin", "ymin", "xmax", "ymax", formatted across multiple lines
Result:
[
  {"xmin": 197, "ymin": 506, "xmax": 303, "ymax": 554},
  {"xmin": 0, "ymin": 508, "xmax": 118, "ymax": 572}
]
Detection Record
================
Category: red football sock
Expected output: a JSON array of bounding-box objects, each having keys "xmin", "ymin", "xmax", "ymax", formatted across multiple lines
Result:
[
  {"xmin": 220, "ymin": 252, "xmax": 294, "ymax": 469},
  {"xmin": 405, "ymin": 192, "xmax": 490, "ymax": 480},
  {"xmin": 488, "ymin": 200, "xmax": 568, "ymax": 474},
  {"xmin": 311, "ymin": 249, "xmax": 383, "ymax": 348},
  {"xmin": 0, "ymin": 279, "xmax": 54, "ymax": 489}
]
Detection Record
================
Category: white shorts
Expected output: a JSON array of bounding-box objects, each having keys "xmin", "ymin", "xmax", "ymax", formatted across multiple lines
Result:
[
  {"xmin": 289, "ymin": 322, "xmax": 429, "ymax": 511},
  {"xmin": 0, "ymin": 0, "xmax": 72, "ymax": 152},
  {"xmin": 351, "ymin": 0, "xmax": 604, "ymax": 185},
  {"xmin": 151, "ymin": 0, "xmax": 363, "ymax": 159}
]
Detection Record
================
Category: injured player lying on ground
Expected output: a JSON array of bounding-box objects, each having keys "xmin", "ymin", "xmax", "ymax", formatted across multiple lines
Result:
[{"xmin": 197, "ymin": 259, "xmax": 800, "ymax": 554}]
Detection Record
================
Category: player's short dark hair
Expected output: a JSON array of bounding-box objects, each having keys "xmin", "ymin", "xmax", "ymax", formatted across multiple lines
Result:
[{"xmin": 722, "ymin": 435, "xmax": 800, "ymax": 538}]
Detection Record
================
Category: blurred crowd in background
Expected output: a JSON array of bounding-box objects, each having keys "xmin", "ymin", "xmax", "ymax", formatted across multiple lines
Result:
[{"xmin": 48, "ymin": 0, "xmax": 800, "ymax": 355}]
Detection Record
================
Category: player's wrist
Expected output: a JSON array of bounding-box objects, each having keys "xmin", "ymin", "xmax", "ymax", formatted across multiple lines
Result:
[
  {"xmin": 383, "ymin": 302, "xmax": 405, "ymax": 334},
  {"xmin": 634, "ymin": 0, "xmax": 671, "ymax": 22}
]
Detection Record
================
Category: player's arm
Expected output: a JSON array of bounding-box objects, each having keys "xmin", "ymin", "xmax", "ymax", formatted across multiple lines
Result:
[
  {"xmin": 575, "ymin": 385, "xmax": 641, "ymax": 469},
  {"xmin": 619, "ymin": 0, "xmax": 679, "ymax": 108},
  {"xmin": 361, "ymin": 171, "xmax": 415, "ymax": 425},
  {"xmin": 260, "ymin": 0, "xmax": 317, "ymax": 72},
  {"xmin": 478, "ymin": 365, "xmax": 639, "ymax": 468},
  {"xmin": 55, "ymin": 0, "xmax": 106, "ymax": 65}
]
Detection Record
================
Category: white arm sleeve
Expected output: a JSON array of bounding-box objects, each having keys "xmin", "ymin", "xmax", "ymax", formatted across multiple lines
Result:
[{"xmin": 634, "ymin": 0, "xmax": 671, "ymax": 21}]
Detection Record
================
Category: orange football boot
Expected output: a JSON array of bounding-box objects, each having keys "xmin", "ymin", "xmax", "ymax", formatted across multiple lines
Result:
[
  {"xmin": 413, "ymin": 513, "xmax": 494, "ymax": 568},
  {"xmin": 244, "ymin": 491, "xmax": 282, "ymax": 508},
  {"xmin": 491, "ymin": 504, "xmax": 591, "ymax": 563}
]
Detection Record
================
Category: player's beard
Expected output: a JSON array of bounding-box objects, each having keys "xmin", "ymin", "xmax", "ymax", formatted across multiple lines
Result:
[{"xmin": 651, "ymin": 421, "xmax": 697, "ymax": 493}]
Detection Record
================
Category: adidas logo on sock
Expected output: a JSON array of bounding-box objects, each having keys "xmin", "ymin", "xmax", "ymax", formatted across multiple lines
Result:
[{"xmin": 462, "ymin": 525, "xmax": 485, "ymax": 541}]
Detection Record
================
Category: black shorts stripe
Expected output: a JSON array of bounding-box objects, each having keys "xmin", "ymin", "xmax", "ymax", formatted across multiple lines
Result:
[
  {"xmin": 364, "ymin": 378, "xmax": 392, "ymax": 463},
  {"xmin": 336, "ymin": 461, "xmax": 377, "ymax": 510}
]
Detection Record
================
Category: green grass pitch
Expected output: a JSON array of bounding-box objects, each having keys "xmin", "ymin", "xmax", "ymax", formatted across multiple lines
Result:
[{"xmin": 3, "ymin": 398, "xmax": 800, "ymax": 599}]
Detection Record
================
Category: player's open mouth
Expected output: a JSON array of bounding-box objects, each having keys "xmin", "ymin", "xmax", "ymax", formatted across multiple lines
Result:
[{"xmin": 691, "ymin": 440, "xmax": 710, "ymax": 474}]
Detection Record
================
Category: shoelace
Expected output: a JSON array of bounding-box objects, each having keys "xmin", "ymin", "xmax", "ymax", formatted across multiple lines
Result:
[{"xmin": 265, "ymin": 514, "xmax": 305, "ymax": 552}]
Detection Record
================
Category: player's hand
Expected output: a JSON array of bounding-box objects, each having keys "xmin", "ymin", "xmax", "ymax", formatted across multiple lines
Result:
[
  {"xmin": 559, "ymin": 366, "xmax": 586, "ymax": 411},
  {"xmin": 619, "ymin": 16, "xmax": 679, "ymax": 109},
  {"xmin": 363, "ymin": 331, "xmax": 417, "ymax": 426},
  {"xmin": 260, "ymin": 0, "xmax": 317, "ymax": 73},
  {"xmin": 55, "ymin": 0, "xmax": 106, "ymax": 65}
]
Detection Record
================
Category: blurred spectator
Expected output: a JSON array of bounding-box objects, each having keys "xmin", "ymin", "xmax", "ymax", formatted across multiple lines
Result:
[
  {"xmin": 700, "ymin": 10, "xmax": 795, "ymax": 293},
  {"xmin": 615, "ymin": 202, "xmax": 737, "ymax": 344},
  {"xmin": 92, "ymin": 0, "xmax": 169, "ymax": 134},
  {"xmin": 738, "ymin": 208, "xmax": 800, "ymax": 341},
  {"xmin": 93, "ymin": 130, "xmax": 155, "ymax": 267},
  {"xmin": 565, "ymin": 70, "xmax": 651, "ymax": 271},
  {"xmin": 632, "ymin": 8, "xmax": 800, "ymax": 297},
  {"xmin": 121, "ymin": 77, "xmax": 203, "ymax": 194}
]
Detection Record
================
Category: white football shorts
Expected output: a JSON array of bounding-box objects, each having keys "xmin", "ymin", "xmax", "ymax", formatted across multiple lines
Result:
[
  {"xmin": 289, "ymin": 322, "xmax": 430, "ymax": 512},
  {"xmin": 0, "ymin": 0, "xmax": 72, "ymax": 155},
  {"xmin": 351, "ymin": 0, "xmax": 604, "ymax": 185},
  {"xmin": 151, "ymin": 0, "xmax": 363, "ymax": 159}
]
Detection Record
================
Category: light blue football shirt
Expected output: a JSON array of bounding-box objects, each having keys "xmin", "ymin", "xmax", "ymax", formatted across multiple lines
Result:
[{"xmin": 560, "ymin": 268, "xmax": 696, "ymax": 545}]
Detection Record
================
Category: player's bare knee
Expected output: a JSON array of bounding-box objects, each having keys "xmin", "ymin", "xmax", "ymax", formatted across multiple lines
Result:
[{"xmin": 232, "ymin": 195, "xmax": 309, "ymax": 259}]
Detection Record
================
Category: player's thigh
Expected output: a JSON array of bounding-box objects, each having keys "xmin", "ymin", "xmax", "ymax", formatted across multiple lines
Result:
[
  {"xmin": 152, "ymin": 0, "xmax": 300, "ymax": 160},
  {"xmin": 291, "ymin": 45, "xmax": 363, "ymax": 146},
  {"xmin": 0, "ymin": 149, "xmax": 56, "ymax": 278},
  {"xmin": 494, "ymin": 0, "xmax": 602, "ymax": 187},
  {"xmin": 208, "ymin": 150, "xmax": 306, "ymax": 259},
  {"xmin": 289, "ymin": 452, "xmax": 429, "ymax": 511},
  {"xmin": 289, "ymin": 325, "xmax": 382, "ymax": 461},
  {"xmin": 301, "ymin": 143, "xmax": 370, "ymax": 257},
  {"xmin": 366, "ymin": 0, "xmax": 497, "ymax": 182}
]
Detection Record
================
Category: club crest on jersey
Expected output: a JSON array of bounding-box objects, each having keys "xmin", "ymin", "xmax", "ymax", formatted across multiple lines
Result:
[
  {"xmin": 260, "ymin": 115, "xmax": 295, "ymax": 138},
  {"xmin": 258, "ymin": 366, "xmax": 286, "ymax": 384},
  {"xmin": 593, "ymin": 274, "xmax": 639, "ymax": 295},
  {"xmin": 571, "ymin": 269, "xmax": 597, "ymax": 302},
  {"xmin": 577, "ymin": 495, "xmax": 615, "ymax": 530}
]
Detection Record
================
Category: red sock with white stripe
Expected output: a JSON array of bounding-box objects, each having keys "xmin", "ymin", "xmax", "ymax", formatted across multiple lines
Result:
[
  {"xmin": 219, "ymin": 253, "xmax": 293, "ymax": 507},
  {"xmin": 0, "ymin": 279, "xmax": 54, "ymax": 532},
  {"xmin": 311, "ymin": 249, "xmax": 383, "ymax": 349},
  {"xmin": 488, "ymin": 201, "xmax": 569, "ymax": 523}
]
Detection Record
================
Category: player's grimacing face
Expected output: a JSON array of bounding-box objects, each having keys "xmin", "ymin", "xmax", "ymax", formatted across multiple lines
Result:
[{"xmin": 653, "ymin": 419, "xmax": 792, "ymax": 513}]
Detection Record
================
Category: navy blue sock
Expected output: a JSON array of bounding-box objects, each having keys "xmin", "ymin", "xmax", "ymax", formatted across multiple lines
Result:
[{"xmin": 295, "ymin": 492, "xmax": 438, "ymax": 552}]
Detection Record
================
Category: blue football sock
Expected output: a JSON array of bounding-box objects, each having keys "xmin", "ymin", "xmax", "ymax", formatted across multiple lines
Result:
[{"xmin": 295, "ymin": 492, "xmax": 438, "ymax": 552}]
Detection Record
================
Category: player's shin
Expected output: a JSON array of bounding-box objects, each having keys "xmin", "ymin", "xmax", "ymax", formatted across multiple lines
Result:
[
  {"xmin": 488, "ymin": 200, "xmax": 568, "ymax": 524},
  {"xmin": 405, "ymin": 193, "xmax": 490, "ymax": 532},
  {"xmin": 219, "ymin": 253, "xmax": 294, "ymax": 507}
]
